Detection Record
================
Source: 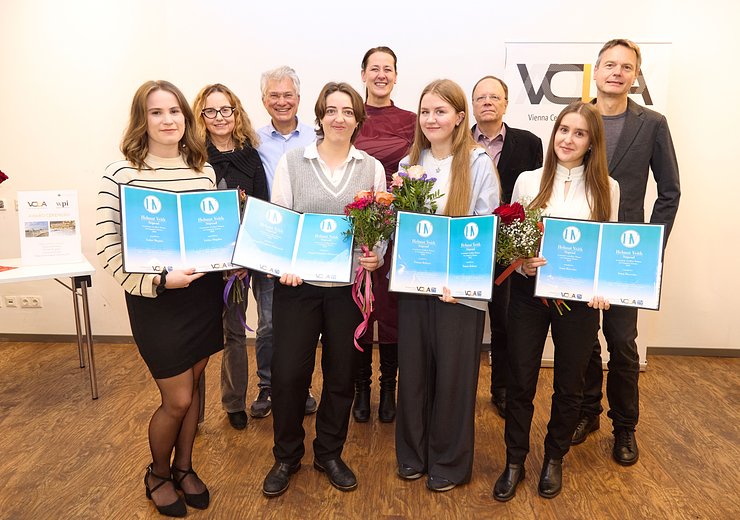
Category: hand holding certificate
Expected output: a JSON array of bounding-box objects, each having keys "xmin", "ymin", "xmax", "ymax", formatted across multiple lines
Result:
[{"xmin": 535, "ymin": 217, "xmax": 665, "ymax": 309}]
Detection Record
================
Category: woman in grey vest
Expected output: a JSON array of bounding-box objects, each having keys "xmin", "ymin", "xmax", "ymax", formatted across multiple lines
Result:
[{"xmin": 261, "ymin": 82, "xmax": 387, "ymax": 497}]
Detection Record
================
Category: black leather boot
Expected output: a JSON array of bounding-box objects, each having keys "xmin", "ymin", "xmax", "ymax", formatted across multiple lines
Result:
[
  {"xmin": 378, "ymin": 343, "xmax": 397, "ymax": 422},
  {"xmin": 538, "ymin": 457, "xmax": 563, "ymax": 498},
  {"xmin": 352, "ymin": 345, "xmax": 372, "ymax": 422}
]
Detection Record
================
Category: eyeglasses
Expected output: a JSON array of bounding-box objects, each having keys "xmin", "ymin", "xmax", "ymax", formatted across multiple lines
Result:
[
  {"xmin": 267, "ymin": 92, "xmax": 296, "ymax": 102},
  {"xmin": 473, "ymin": 94, "xmax": 505, "ymax": 104},
  {"xmin": 202, "ymin": 107, "xmax": 235, "ymax": 119}
]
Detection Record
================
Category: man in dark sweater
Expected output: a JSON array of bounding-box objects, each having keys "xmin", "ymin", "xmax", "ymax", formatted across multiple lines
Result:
[
  {"xmin": 572, "ymin": 39, "xmax": 680, "ymax": 466},
  {"xmin": 471, "ymin": 75, "xmax": 543, "ymax": 418}
]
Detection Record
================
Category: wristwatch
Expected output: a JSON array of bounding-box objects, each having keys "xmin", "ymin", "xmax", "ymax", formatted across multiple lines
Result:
[{"xmin": 156, "ymin": 268, "xmax": 167, "ymax": 296}]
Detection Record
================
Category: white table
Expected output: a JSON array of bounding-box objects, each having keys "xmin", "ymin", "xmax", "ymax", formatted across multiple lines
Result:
[{"xmin": 0, "ymin": 257, "xmax": 99, "ymax": 399}]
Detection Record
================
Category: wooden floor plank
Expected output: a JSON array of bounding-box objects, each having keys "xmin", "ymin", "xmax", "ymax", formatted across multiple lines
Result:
[{"xmin": 0, "ymin": 341, "xmax": 737, "ymax": 519}]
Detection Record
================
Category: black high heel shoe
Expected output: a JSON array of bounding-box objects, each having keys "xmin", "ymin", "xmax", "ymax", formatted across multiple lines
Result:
[
  {"xmin": 171, "ymin": 465, "xmax": 210, "ymax": 509},
  {"xmin": 144, "ymin": 464, "xmax": 187, "ymax": 518}
]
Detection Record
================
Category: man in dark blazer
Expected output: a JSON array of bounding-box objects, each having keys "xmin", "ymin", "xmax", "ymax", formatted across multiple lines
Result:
[
  {"xmin": 471, "ymin": 75, "xmax": 543, "ymax": 418},
  {"xmin": 571, "ymin": 39, "xmax": 681, "ymax": 466}
]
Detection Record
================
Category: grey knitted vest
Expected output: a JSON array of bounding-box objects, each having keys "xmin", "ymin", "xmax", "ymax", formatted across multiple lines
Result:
[{"xmin": 284, "ymin": 147, "xmax": 377, "ymax": 214}]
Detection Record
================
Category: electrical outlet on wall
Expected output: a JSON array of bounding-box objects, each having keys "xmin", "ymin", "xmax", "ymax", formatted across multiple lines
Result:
[
  {"xmin": 3, "ymin": 296, "xmax": 18, "ymax": 307},
  {"xmin": 20, "ymin": 296, "xmax": 43, "ymax": 308}
]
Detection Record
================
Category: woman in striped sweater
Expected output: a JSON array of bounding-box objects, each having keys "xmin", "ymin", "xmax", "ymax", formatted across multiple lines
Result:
[{"xmin": 96, "ymin": 80, "xmax": 222, "ymax": 517}]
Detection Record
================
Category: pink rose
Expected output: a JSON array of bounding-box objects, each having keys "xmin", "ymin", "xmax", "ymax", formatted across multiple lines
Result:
[{"xmin": 406, "ymin": 165, "xmax": 425, "ymax": 180}]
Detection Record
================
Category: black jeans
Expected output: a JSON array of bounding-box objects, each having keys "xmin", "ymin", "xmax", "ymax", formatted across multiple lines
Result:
[{"xmin": 579, "ymin": 306, "xmax": 640, "ymax": 430}]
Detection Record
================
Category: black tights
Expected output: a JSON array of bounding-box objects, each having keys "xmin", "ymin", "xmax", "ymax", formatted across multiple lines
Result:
[{"xmin": 147, "ymin": 357, "xmax": 209, "ymax": 504}]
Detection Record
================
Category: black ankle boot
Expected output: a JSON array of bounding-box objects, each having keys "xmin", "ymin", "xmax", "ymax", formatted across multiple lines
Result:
[
  {"xmin": 538, "ymin": 457, "xmax": 563, "ymax": 499},
  {"xmin": 378, "ymin": 343, "xmax": 397, "ymax": 422},
  {"xmin": 352, "ymin": 382, "xmax": 370, "ymax": 422}
]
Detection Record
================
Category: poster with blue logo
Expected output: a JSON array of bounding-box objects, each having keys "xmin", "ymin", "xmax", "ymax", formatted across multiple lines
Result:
[
  {"xmin": 535, "ymin": 217, "xmax": 664, "ymax": 309},
  {"xmin": 232, "ymin": 197, "xmax": 300, "ymax": 277},
  {"xmin": 596, "ymin": 223, "xmax": 664, "ymax": 309},
  {"xmin": 232, "ymin": 198, "xmax": 354, "ymax": 283},
  {"xmin": 120, "ymin": 185, "xmax": 240, "ymax": 273},
  {"xmin": 293, "ymin": 214, "xmax": 353, "ymax": 283},
  {"xmin": 390, "ymin": 211, "xmax": 497, "ymax": 300},
  {"xmin": 536, "ymin": 218, "xmax": 601, "ymax": 301}
]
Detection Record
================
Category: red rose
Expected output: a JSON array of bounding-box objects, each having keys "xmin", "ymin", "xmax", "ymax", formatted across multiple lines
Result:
[
  {"xmin": 0, "ymin": 170, "xmax": 8, "ymax": 184},
  {"xmin": 494, "ymin": 202, "xmax": 525, "ymax": 225}
]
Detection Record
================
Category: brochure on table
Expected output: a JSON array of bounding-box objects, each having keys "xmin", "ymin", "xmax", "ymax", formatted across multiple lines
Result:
[
  {"xmin": 120, "ymin": 185, "xmax": 240, "ymax": 273},
  {"xmin": 535, "ymin": 217, "xmax": 665, "ymax": 309},
  {"xmin": 389, "ymin": 211, "xmax": 497, "ymax": 300},
  {"xmin": 17, "ymin": 190, "xmax": 83, "ymax": 265},
  {"xmin": 232, "ymin": 197, "xmax": 354, "ymax": 283}
]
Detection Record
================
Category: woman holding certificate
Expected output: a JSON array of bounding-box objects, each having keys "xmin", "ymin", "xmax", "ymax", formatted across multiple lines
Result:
[
  {"xmin": 96, "ymin": 81, "xmax": 221, "ymax": 516},
  {"xmin": 493, "ymin": 101, "xmax": 619, "ymax": 501},
  {"xmin": 395, "ymin": 79, "xmax": 499, "ymax": 492},
  {"xmin": 352, "ymin": 46, "xmax": 417, "ymax": 424},
  {"xmin": 192, "ymin": 84, "xmax": 268, "ymax": 431},
  {"xmin": 262, "ymin": 82, "xmax": 386, "ymax": 497}
]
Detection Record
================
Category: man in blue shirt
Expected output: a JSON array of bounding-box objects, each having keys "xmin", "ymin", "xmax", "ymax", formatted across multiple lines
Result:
[{"xmin": 249, "ymin": 66, "xmax": 317, "ymax": 419}]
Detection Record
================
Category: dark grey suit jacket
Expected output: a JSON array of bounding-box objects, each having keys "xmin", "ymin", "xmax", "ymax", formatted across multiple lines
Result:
[
  {"xmin": 605, "ymin": 98, "xmax": 681, "ymax": 240},
  {"xmin": 472, "ymin": 123, "xmax": 543, "ymax": 204}
]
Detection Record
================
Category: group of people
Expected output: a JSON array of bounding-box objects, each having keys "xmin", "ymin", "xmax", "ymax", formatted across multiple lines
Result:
[{"xmin": 95, "ymin": 38, "xmax": 680, "ymax": 516}]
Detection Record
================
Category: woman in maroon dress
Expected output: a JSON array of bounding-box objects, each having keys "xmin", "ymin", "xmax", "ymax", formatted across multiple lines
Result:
[{"xmin": 352, "ymin": 46, "xmax": 416, "ymax": 423}]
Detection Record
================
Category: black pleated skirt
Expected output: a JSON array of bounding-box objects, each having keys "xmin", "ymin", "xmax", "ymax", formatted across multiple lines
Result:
[{"xmin": 125, "ymin": 272, "xmax": 224, "ymax": 379}]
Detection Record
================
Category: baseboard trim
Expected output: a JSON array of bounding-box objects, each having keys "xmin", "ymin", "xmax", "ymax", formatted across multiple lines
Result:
[{"xmin": 646, "ymin": 346, "xmax": 739, "ymax": 357}]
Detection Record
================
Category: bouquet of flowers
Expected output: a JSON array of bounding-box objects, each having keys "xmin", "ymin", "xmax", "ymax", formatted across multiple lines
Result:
[
  {"xmin": 494, "ymin": 200, "xmax": 570, "ymax": 314},
  {"xmin": 223, "ymin": 187, "xmax": 253, "ymax": 331},
  {"xmin": 494, "ymin": 201, "xmax": 543, "ymax": 268},
  {"xmin": 391, "ymin": 164, "xmax": 442, "ymax": 214},
  {"xmin": 344, "ymin": 190, "xmax": 396, "ymax": 351}
]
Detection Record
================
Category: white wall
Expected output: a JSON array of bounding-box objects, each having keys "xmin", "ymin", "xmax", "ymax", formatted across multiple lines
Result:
[{"xmin": 0, "ymin": 0, "xmax": 738, "ymax": 350}]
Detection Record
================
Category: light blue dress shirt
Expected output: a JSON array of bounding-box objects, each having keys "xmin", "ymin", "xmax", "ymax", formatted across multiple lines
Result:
[{"xmin": 257, "ymin": 119, "xmax": 317, "ymax": 195}]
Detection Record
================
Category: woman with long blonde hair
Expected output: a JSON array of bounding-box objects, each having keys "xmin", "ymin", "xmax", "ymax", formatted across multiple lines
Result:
[{"xmin": 395, "ymin": 79, "xmax": 500, "ymax": 492}]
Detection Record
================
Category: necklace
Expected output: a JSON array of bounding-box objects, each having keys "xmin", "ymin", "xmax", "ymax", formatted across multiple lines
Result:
[{"xmin": 430, "ymin": 152, "xmax": 453, "ymax": 174}]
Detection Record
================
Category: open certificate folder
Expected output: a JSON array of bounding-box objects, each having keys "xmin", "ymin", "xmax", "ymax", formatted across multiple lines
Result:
[
  {"xmin": 389, "ymin": 211, "xmax": 497, "ymax": 300},
  {"xmin": 232, "ymin": 197, "xmax": 354, "ymax": 283},
  {"xmin": 119, "ymin": 185, "xmax": 240, "ymax": 273},
  {"xmin": 535, "ymin": 217, "xmax": 665, "ymax": 310}
]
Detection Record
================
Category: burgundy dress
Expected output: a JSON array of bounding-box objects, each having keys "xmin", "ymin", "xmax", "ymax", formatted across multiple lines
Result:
[{"xmin": 354, "ymin": 103, "xmax": 416, "ymax": 343}]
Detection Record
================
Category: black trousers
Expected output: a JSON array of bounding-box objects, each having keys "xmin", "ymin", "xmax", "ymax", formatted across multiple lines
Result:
[
  {"xmin": 579, "ymin": 306, "xmax": 640, "ymax": 430},
  {"xmin": 505, "ymin": 275, "xmax": 599, "ymax": 463},
  {"xmin": 271, "ymin": 282, "xmax": 360, "ymax": 464},
  {"xmin": 488, "ymin": 263, "xmax": 512, "ymax": 396},
  {"xmin": 396, "ymin": 294, "xmax": 485, "ymax": 484}
]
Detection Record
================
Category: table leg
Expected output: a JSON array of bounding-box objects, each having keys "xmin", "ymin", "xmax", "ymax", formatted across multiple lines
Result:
[
  {"xmin": 72, "ymin": 279, "xmax": 85, "ymax": 368},
  {"xmin": 79, "ymin": 280, "xmax": 99, "ymax": 399}
]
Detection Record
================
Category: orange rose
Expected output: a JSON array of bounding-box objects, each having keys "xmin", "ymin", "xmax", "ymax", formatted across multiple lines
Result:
[
  {"xmin": 375, "ymin": 191, "xmax": 395, "ymax": 206},
  {"xmin": 354, "ymin": 190, "xmax": 373, "ymax": 201}
]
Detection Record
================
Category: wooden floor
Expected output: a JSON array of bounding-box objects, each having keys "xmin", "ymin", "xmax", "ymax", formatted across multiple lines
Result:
[{"xmin": 0, "ymin": 342, "xmax": 738, "ymax": 520}]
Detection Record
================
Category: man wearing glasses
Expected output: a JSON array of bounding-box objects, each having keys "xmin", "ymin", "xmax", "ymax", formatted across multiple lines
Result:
[
  {"xmin": 470, "ymin": 75, "xmax": 543, "ymax": 419},
  {"xmin": 249, "ymin": 66, "xmax": 318, "ymax": 420}
]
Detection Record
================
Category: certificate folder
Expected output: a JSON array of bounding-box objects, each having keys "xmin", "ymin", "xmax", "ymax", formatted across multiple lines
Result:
[
  {"xmin": 120, "ymin": 185, "xmax": 240, "ymax": 273},
  {"xmin": 389, "ymin": 211, "xmax": 498, "ymax": 300},
  {"xmin": 232, "ymin": 197, "xmax": 354, "ymax": 283},
  {"xmin": 535, "ymin": 217, "xmax": 665, "ymax": 310}
]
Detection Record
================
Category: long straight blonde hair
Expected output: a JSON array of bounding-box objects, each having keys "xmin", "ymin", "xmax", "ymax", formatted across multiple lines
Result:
[{"xmin": 408, "ymin": 79, "xmax": 479, "ymax": 216}]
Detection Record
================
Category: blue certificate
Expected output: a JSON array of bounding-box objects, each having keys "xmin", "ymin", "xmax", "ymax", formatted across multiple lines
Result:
[
  {"xmin": 535, "ymin": 217, "xmax": 665, "ymax": 309},
  {"xmin": 232, "ymin": 197, "xmax": 300, "ymax": 276},
  {"xmin": 536, "ymin": 218, "xmax": 601, "ymax": 301},
  {"xmin": 232, "ymin": 198, "xmax": 354, "ymax": 283},
  {"xmin": 390, "ymin": 211, "xmax": 497, "ymax": 300},
  {"xmin": 596, "ymin": 223, "xmax": 664, "ymax": 309},
  {"xmin": 120, "ymin": 185, "xmax": 240, "ymax": 273}
]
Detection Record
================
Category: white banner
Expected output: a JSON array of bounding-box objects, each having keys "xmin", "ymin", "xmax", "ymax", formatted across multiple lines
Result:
[{"xmin": 504, "ymin": 42, "xmax": 672, "ymax": 148}]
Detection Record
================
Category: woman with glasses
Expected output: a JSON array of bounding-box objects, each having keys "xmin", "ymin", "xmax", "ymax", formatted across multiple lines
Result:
[
  {"xmin": 493, "ymin": 101, "xmax": 619, "ymax": 501},
  {"xmin": 351, "ymin": 46, "xmax": 416, "ymax": 424},
  {"xmin": 192, "ymin": 84, "xmax": 268, "ymax": 432},
  {"xmin": 262, "ymin": 82, "xmax": 386, "ymax": 497},
  {"xmin": 96, "ymin": 80, "xmax": 221, "ymax": 517}
]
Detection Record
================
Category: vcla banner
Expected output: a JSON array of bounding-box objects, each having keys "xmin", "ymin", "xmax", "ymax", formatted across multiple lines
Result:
[{"xmin": 504, "ymin": 42, "xmax": 672, "ymax": 146}]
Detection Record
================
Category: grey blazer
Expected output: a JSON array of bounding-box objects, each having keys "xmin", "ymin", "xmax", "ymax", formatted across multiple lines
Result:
[{"xmin": 606, "ymin": 98, "xmax": 681, "ymax": 240}]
